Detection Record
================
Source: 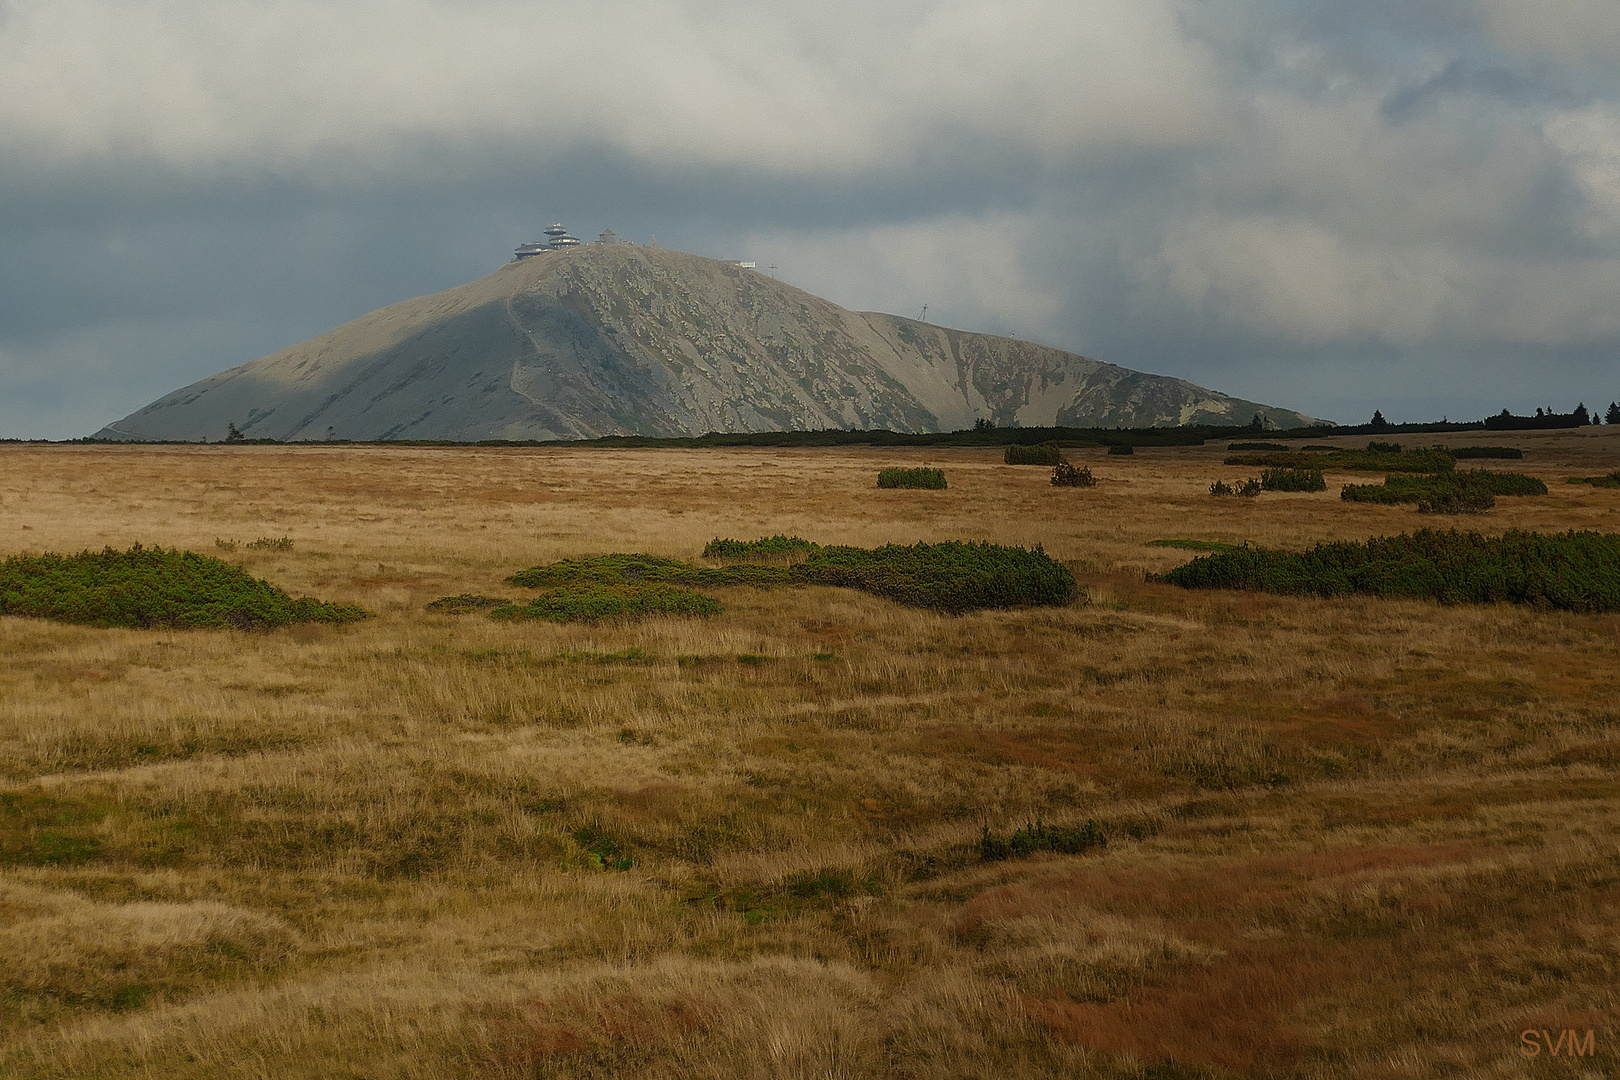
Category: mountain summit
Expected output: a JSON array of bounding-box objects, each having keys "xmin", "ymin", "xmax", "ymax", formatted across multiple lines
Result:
[{"xmin": 96, "ymin": 244, "xmax": 1316, "ymax": 441}]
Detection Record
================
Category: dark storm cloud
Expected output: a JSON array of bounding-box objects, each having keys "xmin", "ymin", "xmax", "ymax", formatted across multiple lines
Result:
[{"xmin": 1, "ymin": 0, "xmax": 1617, "ymax": 436}]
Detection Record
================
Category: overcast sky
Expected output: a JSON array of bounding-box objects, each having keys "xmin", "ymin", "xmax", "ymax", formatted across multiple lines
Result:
[{"xmin": 3, "ymin": 0, "xmax": 1618, "ymax": 437}]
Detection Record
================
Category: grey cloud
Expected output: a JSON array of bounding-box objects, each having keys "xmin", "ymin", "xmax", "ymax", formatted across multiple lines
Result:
[
  {"xmin": 1381, "ymin": 60, "xmax": 1585, "ymax": 120},
  {"xmin": 2, "ymin": 0, "xmax": 1619, "ymax": 438}
]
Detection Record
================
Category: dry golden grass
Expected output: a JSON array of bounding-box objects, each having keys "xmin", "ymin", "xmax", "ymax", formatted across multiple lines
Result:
[{"xmin": 0, "ymin": 428, "xmax": 1617, "ymax": 1078}]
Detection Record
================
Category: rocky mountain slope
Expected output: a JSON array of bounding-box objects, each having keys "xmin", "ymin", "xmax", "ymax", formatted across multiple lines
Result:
[{"xmin": 96, "ymin": 245, "xmax": 1317, "ymax": 441}]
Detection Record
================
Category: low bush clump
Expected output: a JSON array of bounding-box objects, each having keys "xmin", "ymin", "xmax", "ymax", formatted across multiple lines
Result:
[
  {"xmin": 701, "ymin": 535, "xmax": 819, "ymax": 560},
  {"xmin": 570, "ymin": 825, "xmax": 634, "ymax": 871},
  {"xmin": 1106, "ymin": 443, "xmax": 1134, "ymax": 456},
  {"xmin": 1156, "ymin": 528, "xmax": 1620, "ymax": 612},
  {"xmin": 1448, "ymin": 446, "xmax": 1524, "ymax": 459},
  {"xmin": 0, "ymin": 545, "xmax": 368, "ymax": 630},
  {"xmin": 980, "ymin": 819, "xmax": 1106, "ymax": 860},
  {"xmin": 1341, "ymin": 470, "xmax": 1548, "ymax": 510},
  {"xmin": 793, "ymin": 540, "xmax": 1076, "ymax": 613},
  {"xmin": 1261, "ymin": 468, "xmax": 1326, "ymax": 492},
  {"xmin": 1227, "ymin": 442, "xmax": 1286, "ymax": 451},
  {"xmin": 1004, "ymin": 442, "xmax": 1063, "ymax": 465},
  {"xmin": 491, "ymin": 583, "xmax": 722, "ymax": 623},
  {"xmin": 425, "ymin": 594, "xmax": 508, "ymax": 613},
  {"xmin": 500, "ymin": 539, "xmax": 1078, "ymax": 617},
  {"xmin": 1051, "ymin": 460, "xmax": 1096, "ymax": 487},
  {"xmin": 1569, "ymin": 471, "xmax": 1620, "ymax": 488},
  {"xmin": 1210, "ymin": 478, "xmax": 1261, "ymax": 497},
  {"xmin": 877, "ymin": 467, "xmax": 947, "ymax": 489}
]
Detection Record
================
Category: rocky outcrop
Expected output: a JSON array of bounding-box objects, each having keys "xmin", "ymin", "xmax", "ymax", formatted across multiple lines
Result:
[{"xmin": 96, "ymin": 245, "xmax": 1317, "ymax": 441}]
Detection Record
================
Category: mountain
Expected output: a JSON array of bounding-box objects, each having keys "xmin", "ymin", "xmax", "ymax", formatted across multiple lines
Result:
[{"xmin": 95, "ymin": 245, "xmax": 1318, "ymax": 441}]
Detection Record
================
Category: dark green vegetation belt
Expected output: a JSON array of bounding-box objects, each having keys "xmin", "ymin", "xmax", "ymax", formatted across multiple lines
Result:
[
  {"xmin": 451, "ymin": 538, "xmax": 1078, "ymax": 622},
  {"xmin": 1157, "ymin": 529, "xmax": 1620, "ymax": 612},
  {"xmin": 0, "ymin": 545, "xmax": 368, "ymax": 629}
]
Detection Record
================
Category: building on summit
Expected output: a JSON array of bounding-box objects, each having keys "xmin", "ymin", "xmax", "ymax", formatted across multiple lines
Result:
[{"xmin": 513, "ymin": 223, "xmax": 623, "ymax": 261}]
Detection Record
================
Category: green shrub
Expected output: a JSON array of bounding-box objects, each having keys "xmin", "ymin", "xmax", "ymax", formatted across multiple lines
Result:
[
  {"xmin": 1366, "ymin": 441, "xmax": 1402, "ymax": 454},
  {"xmin": 490, "ymin": 582, "xmax": 722, "ymax": 623},
  {"xmin": 877, "ymin": 467, "xmax": 947, "ymax": 489},
  {"xmin": 509, "ymin": 554, "xmax": 783, "ymax": 591},
  {"xmin": 1261, "ymin": 468, "xmax": 1326, "ymax": 492},
  {"xmin": 506, "ymin": 540, "xmax": 1078, "ymax": 616},
  {"xmin": 1448, "ymin": 446, "xmax": 1524, "ymax": 459},
  {"xmin": 792, "ymin": 540, "xmax": 1076, "ymax": 613},
  {"xmin": 1568, "ymin": 471, "xmax": 1620, "ymax": 488},
  {"xmin": 980, "ymin": 819, "xmax": 1106, "ymax": 860},
  {"xmin": 1341, "ymin": 470, "xmax": 1547, "ymax": 507},
  {"xmin": 1227, "ymin": 442, "xmax": 1286, "ymax": 451},
  {"xmin": 0, "ymin": 545, "xmax": 368, "ymax": 630},
  {"xmin": 1156, "ymin": 528, "xmax": 1620, "ymax": 612},
  {"xmin": 425, "ymin": 594, "xmax": 508, "ymax": 613},
  {"xmin": 1106, "ymin": 443, "xmax": 1134, "ymax": 456},
  {"xmin": 570, "ymin": 825, "xmax": 633, "ymax": 871},
  {"xmin": 1051, "ymin": 460, "xmax": 1096, "ymax": 487},
  {"xmin": 1211, "ymin": 478, "xmax": 1261, "ymax": 497},
  {"xmin": 1004, "ymin": 442, "xmax": 1063, "ymax": 465},
  {"xmin": 702, "ymin": 535, "xmax": 819, "ymax": 559}
]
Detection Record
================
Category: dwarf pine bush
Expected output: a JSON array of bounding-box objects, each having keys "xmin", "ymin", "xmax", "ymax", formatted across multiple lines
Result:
[
  {"xmin": 980, "ymin": 819, "xmax": 1106, "ymax": 860},
  {"xmin": 1157, "ymin": 529, "xmax": 1620, "ymax": 612},
  {"xmin": 497, "ymin": 539, "xmax": 1078, "ymax": 618},
  {"xmin": 701, "ymin": 535, "xmax": 819, "ymax": 560},
  {"xmin": 1261, "ymin": 468, "xmax": 1327, "ymax": 492},
  {"xmin": 1004, "ymin": 443, "xmax": 1063, "ymax": 465},
  {"xmin": 1051, "ymin": 461, "xmax": 1096, "ymax": 487},
  {"xmin": 877, "ymin": 468, "xmax": 947, "ymax": 489},
  {"xmin": 0, "ymin": 545, "xmax": 367, "ymax": 630},
  {"xmin": 1341, "ymin": 470, "xmax": 1547, "ymax": 509}
]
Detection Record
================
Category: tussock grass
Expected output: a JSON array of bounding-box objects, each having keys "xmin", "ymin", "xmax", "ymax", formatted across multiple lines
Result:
[{"xmin": 0, "ymin": 435, "xmax": 1617, "ymax": 1080}]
